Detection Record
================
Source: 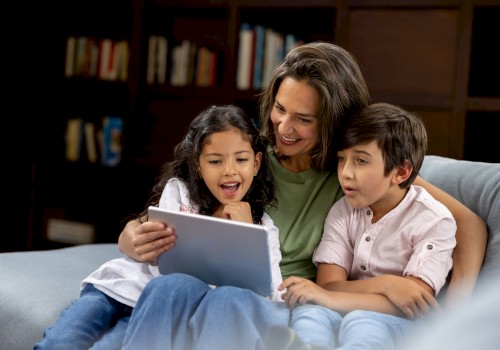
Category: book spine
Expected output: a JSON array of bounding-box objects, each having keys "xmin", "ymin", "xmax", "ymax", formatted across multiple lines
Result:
[
  {"xmin": 252, "ymin": 25, "xmax": 265, "ymax": 90},
  {"xmin": 236, "ymin": 23, "xmax": 254, "ymax": 90}
]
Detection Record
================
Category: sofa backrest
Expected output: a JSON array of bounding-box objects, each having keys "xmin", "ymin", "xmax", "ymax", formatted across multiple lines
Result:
[{"xmin": 419, "ymin": 155, "xmax": 500, "ymax": 285}]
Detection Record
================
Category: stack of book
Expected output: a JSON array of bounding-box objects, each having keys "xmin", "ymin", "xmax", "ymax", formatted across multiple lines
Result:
[
  {"xmin": 236, "ymin": 24, "xmax": 304, "ymax": 91},
  {"xmin": 65, "ymin": 36, "xmax": 129, "ymax": 81},
  {"xmin": 146, "ymin": 36, "xmax": 219, "ymax": 87}
]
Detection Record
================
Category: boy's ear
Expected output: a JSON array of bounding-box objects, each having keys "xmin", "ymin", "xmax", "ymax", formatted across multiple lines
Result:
[{"xmin": 394, "ymin": 160, "xmax": 413, "ymax": 185}]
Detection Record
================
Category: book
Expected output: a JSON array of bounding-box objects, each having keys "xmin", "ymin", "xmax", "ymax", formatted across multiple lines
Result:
[
  {"xmin": 64, "ymin": 36, "xmax": 76, "ymax": 78},
  {"xmin": 252, "ymin": 25, "xmax": 265, "ymax": 90},
  {"xmin": 116, "ymin": 40, "xmax": 129, "ymax": 81},
  {"xmin": 65, "ymin": 118, "xmax": 83, "ymax": 162},
  {"xmin": 236, "ymin": 23, "xmax": 254, "ymax": 90},
  {"xmin": 98, "ymin": 39, "xmax": 113, "ymax": 80},
  {"xmin": 101, "ymin": 116, "xmax": 123, "ymax": 167},
  {"xmin": 84, "ymin": 122, "xmax": 97, "ymax": 163},
  {"xmin": 156, "ymin": 36, "xmax": 168, "ymax": 84},
  {"xmin": 74, "ymin": 36, "xmax": 88, "ymax": 76},
  {"xmin": 146, "ymin": 35, "xmax": 158, "ymax": 84}
]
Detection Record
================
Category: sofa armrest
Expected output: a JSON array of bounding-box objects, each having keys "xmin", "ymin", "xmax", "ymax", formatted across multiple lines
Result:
[
  {"xmin": 0, "ymin": 243, "xmax": 121, "ymax": 350},
  {"xmin": 419, "ymin": 155, "xmax": 500, "ymax": 283}
]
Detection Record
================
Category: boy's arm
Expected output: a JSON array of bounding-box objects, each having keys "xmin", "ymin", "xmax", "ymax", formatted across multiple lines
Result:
[
  {"xmin": 316, "ymin": 264, "xmax": 439, "ymax": 318},
  {"xmin": 414, "ymin": 175, "xmax": 487, "ymax": 307}
]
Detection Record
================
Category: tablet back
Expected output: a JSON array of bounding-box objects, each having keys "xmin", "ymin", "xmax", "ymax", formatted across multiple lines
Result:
[{"xmin": 149, "ymin": 206, "xmax": 273, "ymax": 297}]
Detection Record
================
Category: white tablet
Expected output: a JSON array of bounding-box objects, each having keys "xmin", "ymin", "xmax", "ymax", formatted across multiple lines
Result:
[{"xmin": 148, "ymin": 206, "xmax": 274, "ymax": 297}]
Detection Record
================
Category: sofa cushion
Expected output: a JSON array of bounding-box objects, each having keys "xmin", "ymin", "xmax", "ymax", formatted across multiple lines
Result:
[
  {"xmin": 0, "ymin": 243, "xmax": 121, "ymax": 350},
  {"xmin": 419, "ymin": 155, "xmax": 500, "ymax": 284}
]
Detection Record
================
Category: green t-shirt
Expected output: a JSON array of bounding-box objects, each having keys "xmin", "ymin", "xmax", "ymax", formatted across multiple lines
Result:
[{"xmin": 266, "ymin": 151, "xmax": 344, "ymax": 281}]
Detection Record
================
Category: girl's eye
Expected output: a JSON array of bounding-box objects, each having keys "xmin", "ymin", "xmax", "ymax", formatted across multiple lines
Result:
[
  {"xmin": 208, "ymin": 159, "xmax": 221, "ymax": 165},
  {"xmin": 237, "ymin": 158, "xmax": 249, "ymax": 163},
  {"xmin": 357, "ymin": 158, "xmax": 367, "ymax": 165},
  {"xmin": 337, "ymin": 155, "xmax": 345, "ymax": 162}
]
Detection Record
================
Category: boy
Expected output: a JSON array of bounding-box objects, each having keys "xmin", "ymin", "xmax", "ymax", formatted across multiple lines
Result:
[{"xmin": 272, "ymin": 102, "xmax": 457, "ymax": 349}]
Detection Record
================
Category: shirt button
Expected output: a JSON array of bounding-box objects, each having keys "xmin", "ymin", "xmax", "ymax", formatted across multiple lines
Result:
[
  {"xmin": 361, "ymin": 265, "xmax": 366, "ymax": 270},
  {"xmin": 365, "ymin": 236, "xmax": 371, "ymax": 242},
  {"xmin": 427, "ymin": 244, "xmax": 433, "ymax": 250},
  {"xmin": 366, "ymin": 210, "xmax": 371, "ymax": 215}
]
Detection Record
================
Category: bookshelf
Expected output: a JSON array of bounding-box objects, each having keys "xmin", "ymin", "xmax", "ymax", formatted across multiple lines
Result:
[{"xmin": 11, "ymin": 0, "xmax": 499, "ymax": 252}]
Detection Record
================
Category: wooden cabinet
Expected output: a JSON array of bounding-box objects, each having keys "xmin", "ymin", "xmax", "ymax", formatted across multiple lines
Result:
[
  {"xmin": 13, "ymin": 0, "xmax": 498, "ymax": 252},
  {"xmin": 341, "ymin": 1, "xmax": 500, "ymax": 162}
]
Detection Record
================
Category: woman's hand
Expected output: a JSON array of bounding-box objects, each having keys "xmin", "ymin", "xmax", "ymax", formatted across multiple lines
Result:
[{"xmin": 118, "ymin": 218, "xmax": 176, "ymax": 264}]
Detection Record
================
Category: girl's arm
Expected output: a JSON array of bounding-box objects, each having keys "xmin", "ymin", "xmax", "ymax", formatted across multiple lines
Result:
[{"xmin": 414, "ymin": 175, "xmax": 487, "ymax": 307}]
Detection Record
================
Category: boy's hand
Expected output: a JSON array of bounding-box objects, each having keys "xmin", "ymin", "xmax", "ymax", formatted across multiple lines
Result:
[{"xmin": 382, "ymin": 275, "xmax": 441, "ymax": 319}]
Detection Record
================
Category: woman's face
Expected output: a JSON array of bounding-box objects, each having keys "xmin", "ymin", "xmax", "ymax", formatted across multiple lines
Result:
[{"xmin": 270, "ymin": 77, "xmax": 320, "ymax": 162}]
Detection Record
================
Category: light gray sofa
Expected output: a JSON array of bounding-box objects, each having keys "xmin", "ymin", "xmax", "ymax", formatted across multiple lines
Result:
[{"xmin": 1, "ymin": 155, "xmax": 499, "ymax": 350}]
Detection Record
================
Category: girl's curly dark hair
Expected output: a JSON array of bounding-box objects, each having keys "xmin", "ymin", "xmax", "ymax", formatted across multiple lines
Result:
[{"xmin": 139, "ymin": 105, "xmax": 276, "ymax": 224}]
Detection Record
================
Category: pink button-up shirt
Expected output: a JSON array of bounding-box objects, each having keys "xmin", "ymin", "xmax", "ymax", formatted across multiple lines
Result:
[{"xmin": 313, "ymin": 185, "xmax": 456, "ymax": 295}]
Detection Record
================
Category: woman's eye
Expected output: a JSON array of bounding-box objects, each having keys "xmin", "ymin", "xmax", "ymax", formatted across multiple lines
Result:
[
  {"xmin": 274, "ymin": 104, "xmax": 285, "ymax": 113},
  {"xmin": 237, "ymin": 158, "xmax": 249, "ymax": 163},
  {"xmin": 208, "ymin": 160, "xmax": 221, "ymax": 165},
  {"xmin": 357, "ymin": 159, "xmax": 367, "ymax": 165}
]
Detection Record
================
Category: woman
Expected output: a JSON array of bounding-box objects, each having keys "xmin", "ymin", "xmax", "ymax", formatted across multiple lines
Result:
[{"xmin": 119, "ymin": 42, "xmax": 487, "ymax": 349}]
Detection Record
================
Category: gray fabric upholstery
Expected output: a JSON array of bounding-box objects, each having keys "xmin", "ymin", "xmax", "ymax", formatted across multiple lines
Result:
[
  {"xmin": 0, "ymin": 156, "xmax": 498, "ymax": 350},
  {"xmin": 0, "ymin": 244, "xmax": 121, "ymax": 350},
  {"xmin": 419, "ymin": 155, "xmax": 500, "ymax": 283}
]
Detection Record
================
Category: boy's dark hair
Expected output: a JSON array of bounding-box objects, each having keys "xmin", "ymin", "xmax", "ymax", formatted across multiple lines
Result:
[
  {"xmin": 259, "ymin": 41, "xmax": 371, "ymax": 171},
  {"xmin": 139, "ymin": 105, "xmax": 276, "ymax": 224},
  {"xmin": 341, "ymin": 102, "xmax": 428, "ymax": 189}
]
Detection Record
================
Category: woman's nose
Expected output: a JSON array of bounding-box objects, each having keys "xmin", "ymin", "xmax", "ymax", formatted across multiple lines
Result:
[{"xmin": 278, "ymin": 115, "xmax": 293, "ymax": 134}]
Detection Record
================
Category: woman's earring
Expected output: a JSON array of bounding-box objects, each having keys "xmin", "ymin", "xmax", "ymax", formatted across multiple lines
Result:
[{"xmin": 254, "ymin": 171, "xmax": 258, "ymax": 176}]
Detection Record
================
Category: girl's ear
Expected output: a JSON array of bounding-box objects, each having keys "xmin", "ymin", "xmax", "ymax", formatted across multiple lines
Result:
[
  {"xmin": 254, "ymin": 152, "xmax": 263, "ymax": 176},
  {"xmin": 394, "ymin": 160, "xmax": 412, "ymax": 185}
]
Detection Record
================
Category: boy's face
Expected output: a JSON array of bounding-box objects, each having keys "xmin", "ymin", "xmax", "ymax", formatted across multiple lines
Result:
[
  {"xmin": 337, "ymin": 140, "xmax": 401, "ymax": 217},
  {"xmin": 198, "ymin": 128, "xmax": 261, "ymax": 207}
]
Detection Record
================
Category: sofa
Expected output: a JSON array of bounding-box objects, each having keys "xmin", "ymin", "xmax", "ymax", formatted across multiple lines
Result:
[{"xmin": 1, "ymin": 155, "xmax": 499, "ymax": 350}]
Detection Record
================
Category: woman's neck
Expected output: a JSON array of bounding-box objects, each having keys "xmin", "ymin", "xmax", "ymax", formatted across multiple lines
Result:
[{"xmin": 278, "ymin": 155, "xmax": 311, "ymax": 173}]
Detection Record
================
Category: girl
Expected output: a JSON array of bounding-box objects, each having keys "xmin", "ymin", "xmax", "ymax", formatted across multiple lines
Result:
[{"xmin": 34, "ymin": 104, "xmax": 282, "ymax": 350}]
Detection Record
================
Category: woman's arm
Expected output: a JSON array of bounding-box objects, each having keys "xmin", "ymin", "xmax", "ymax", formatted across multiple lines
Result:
[
  {"xmin": 414, "ymin": 175, "xmax": 487, "ymax": 307},
  {"xmin": 118, "ymin": 218, "xmax": 175, "ymax": 264}
]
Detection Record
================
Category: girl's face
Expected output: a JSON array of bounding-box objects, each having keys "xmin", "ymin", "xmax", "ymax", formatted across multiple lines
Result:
[
  {"xmin": 337, "ymin": 140, "xmax": 402, "ymax": 220},
  {"xmin": 270, "ymin": 77, "xmax": 320, "ymax": 163},
  {"xmin": 198, "ymin": 128, "xmax": 262, "ymax": 206}
]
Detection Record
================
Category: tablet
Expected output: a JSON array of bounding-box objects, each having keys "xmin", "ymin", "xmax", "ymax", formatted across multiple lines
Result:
[{"xmin": 148, "ymin": 206, "xmax": 274, "ymax": 297}]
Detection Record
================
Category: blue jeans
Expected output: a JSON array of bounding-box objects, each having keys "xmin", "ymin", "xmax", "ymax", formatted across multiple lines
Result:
[
  {"xmin": 122, "ymin": 273, "xmax": 290, "ymax": 350},
  {"xmin": 291, "ymin": 304, "xmax": 413, "ymax": 350},
  {"xmin": 33, "ymin": 283, "xmax": 131, "ymax": 350}
]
